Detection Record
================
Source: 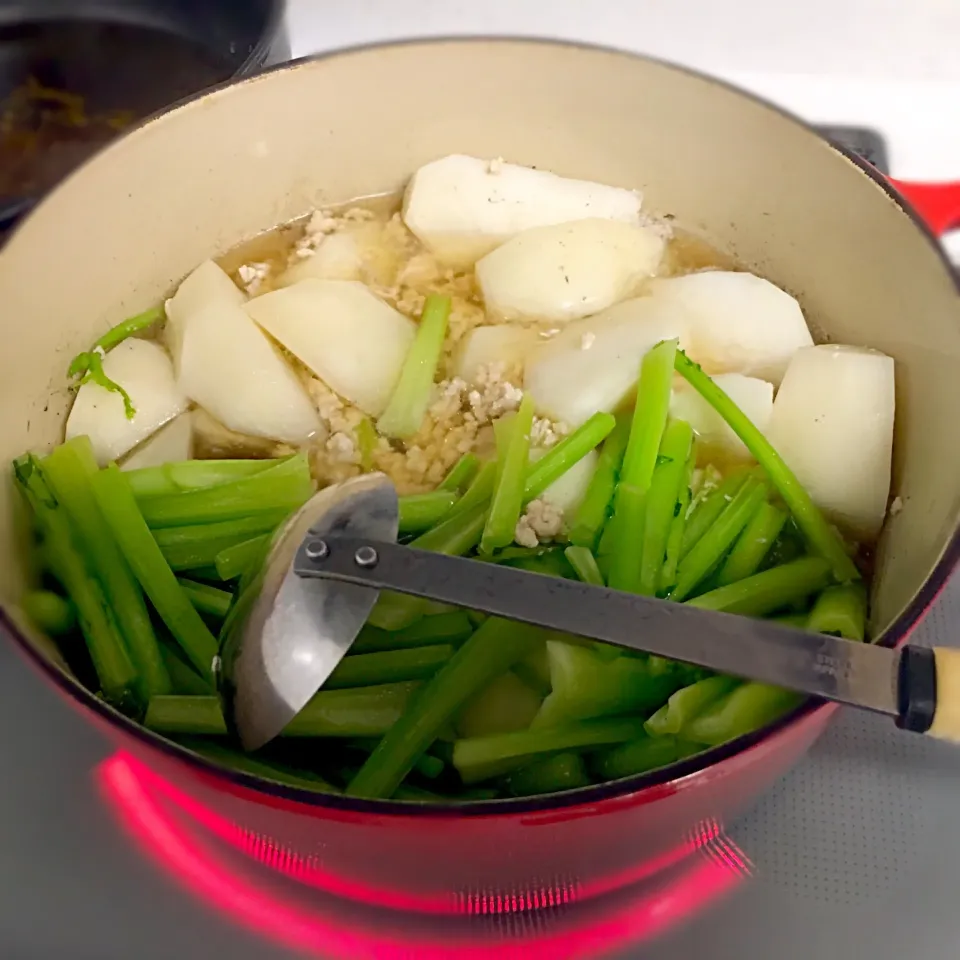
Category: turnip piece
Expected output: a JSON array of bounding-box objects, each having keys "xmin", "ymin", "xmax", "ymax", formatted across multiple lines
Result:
[
  {"xmin": 244, "ymin": 279, "xmax": 416, "ymax": 417},
  {"xmin": 178, "ymin": 301, "xmax": 320, "ymax": 443},
  {"xmin": 165, "ymin": 260, "xmax": 245, "ymax": 370},
  {"xmin": 670, "ymin": 373, "xmax": 774, "ymax": 461},
  {"xmin": 533, "ymin": 447, "xmax": 598, "ymax": 515},
  {"xmin": 402, "ymin": 154, "xmax": 644, "ymax": 267},
  {"xmin": 648, "ymin": 271, "xmax": 812, "ymax": 385},
  {"xmin": 276, "ymin": 233, "xmax": 363, "ymax": 286},
  {"xmin": 523, "ymin": 296, "xmax": 688, "ymax": 427},
  {"xmin": 476, "ymin": 219, "xmax": 664, "ymax": 323},
  {"xmin": 452, "ymin": 324, "xmax": 540, "ymax": 383},
  {"xmin": 764, "ymin": 344, "xmax": 895, "ymax": 542},
  {"xmin": 65, "ymin": 340, "xmax": 188, "ymax": 466},
  {"xmin": 120, "ymin": 414, "xmax": 193, "ymax": 471}
]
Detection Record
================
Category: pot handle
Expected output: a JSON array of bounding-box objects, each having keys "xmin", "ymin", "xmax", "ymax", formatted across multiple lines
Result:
[{"xmin": 888, "ymin": 179, "xmax": 960, "ymax": 237}]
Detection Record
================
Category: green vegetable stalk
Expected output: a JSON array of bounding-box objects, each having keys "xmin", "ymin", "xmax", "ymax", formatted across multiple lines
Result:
[
  {"xmin": 138, "ymin": 452, "xmax": 314, "ymax": 528},
  {"xmin": 481, "ymin": 394, "xmax": 535, "ymax": 554},
  {"xmin": 505, "ymin": 753, "xmax": 590, "ymax": 797},
  {"xmin": 324, "ymin": 644, "xmax": 454, "ymax": 689},
  {"xmin": 214, "ymin": 536, "xmax": 269, "ymax": 581},
  {"xmin": 398, "ymin": 491, "xmax": 459, "ymax": 534},
  {"xmin": 659, "ymin": 448, "xmax": 696, "ymax": 595},
  {"xmin": 346, "ymin": 618, "xmax": 548, "ymax": 799},
  {"xmin": 176, "ymin": 578, "xmax": 233, "ymax": 620},
  {"xmin": 564, "ymin": 545, "xmax": 605, "ymax": 586},
  {"xmin": 352, "ymin": 611, "xmax": 474, "ymax": 653},
  {"xmin": 715, "ymin": 501, "xmax": 787, "ymax": 587},
  {"xmin": 589, "ymin": 734, "xmax": 686, "ymax": 781},
  {"xmin": 144, "ymin": 681, "xmax": 424, "ymax": 738},
  {"xmin": 638, "ymin": 419, "xmax": 694, "ymax": 596},
  {"xmin": 453, "ymin": 716, "xmax": 647, "ymax": 783},
  {"xmin": 41, "ymin": 437, "xmax": 171, "ymax": 702},
  {"xmin": 127, "ymin": 458, "xmax": 280, "ymax": 499},
  {"xmin": 90, "ymin": 464, "xmax": 219, "ymax": 681},
  {"xmin": 377, "ymin": 294, "xmax": 452, "ymax": 439},
  {"xmin": 684, "ymin": 682, "xmax": 803, "ymax": 745},
  {"xmin": 439, "ymin": 452, "xmax": 481, "ymax": 493},
  {"xmin": 680, "ymin": 469, "xmax": 749, "ymax": 559},
  {"xmin": 153, "ymin": 511, "xmax": 289, "ymax": 571},
  {"xmin": 644, "ymin": 675, "xmax": 739, "ymax": 737},
  {"xmin": 671, "ymin": 477, "xmax": 769, "ymax": 601},
  {"xmin": 674, "ymin": 350, "xmax": 859, "ymax": 583},
  {"xmin": 806, "ymin": 583, "xmax": 867, "ymax": 641},
  {"xmin": 21, "ymin": 590, "xmax": 76, "ymax": 636},
  {"xmin": 14, "ymin": 455, "xmax": 139, "ymax": 712},
  {"xmin": 532, "ymin": 640, "xmax": 684, "ymax": 728},
  {"xmin": 569, "ymin": 414, "xmax": 631, "ymax": 548},
  {"xmin": 523, "ymin": 411, "xmax": 616, "ymax": 500},
  {"xmin": 685, "ymin": 556, "xmax": 831, "ymax": 617}
]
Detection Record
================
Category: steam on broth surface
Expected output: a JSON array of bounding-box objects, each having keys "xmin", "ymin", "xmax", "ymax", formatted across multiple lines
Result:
[{"xmin": 16, "ymin": 155, "xmax": 894, "ymax": 802}]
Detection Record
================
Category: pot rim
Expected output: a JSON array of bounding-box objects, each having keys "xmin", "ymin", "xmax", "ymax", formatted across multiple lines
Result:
[{"xmin": 4, "ymin": 35, "xmax": 959, "ymax": 819}]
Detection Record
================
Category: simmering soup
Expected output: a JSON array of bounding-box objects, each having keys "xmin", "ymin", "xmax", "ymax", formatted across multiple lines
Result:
[{"xmin": 14, "ymin": 154, "xmax": 894, "ymax": 802}]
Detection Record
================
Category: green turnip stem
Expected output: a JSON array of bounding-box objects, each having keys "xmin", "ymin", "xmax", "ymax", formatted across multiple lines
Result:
[
  {"xmin": 355, "ymin": 417, "xmax": 378, "ymax": 471},
  {"xmin": 139, "ymin": 452, "xmax": 314, "ymax": 528},
  {"xmin": 716, "ymin": 501, "xmax": 787, "ymax": 587},
  {"xmin": 590, "ymin": 735, "xmax": 685, "ymax": 781},
  {"xmin": 153, "ymin": 510, "xmax": 289, "ymax": 570},
  {"xmin": 22, "ymin": 589, "xmax": 76, "ymax": 636},
  {"xmin": 439, "ymin": 452, "xmax": 481, "ymax": 492},
  {"xmin": 176, "ymin": 578, "xmax": 233, "ymax": 620},
  {"xmin": 605, "ymin": 483, "xmax": 646, "ymax": 593},
  {"xmin": 685, "ymin": 682, "xmax": 803, "ymax": 745},
  {"xmin": 90, "ymin": 464, "xmax": 219, "ymax": 680},
  {"xmin": 160, "ymin": 643, "xmax": 214, "ymax": 695},
  {"xmin": 127, "ymin": 458, "xmax": 280, "ymax": 498},
  {"xmin": 659, "ymin": 449, "xmax": 695, "ymax": 595},
  {"xmin": 41, "ymin": 437, "xmax": 170, "ymax": 702},
  {"xmin": 505, "ymin": 753, "xmax": 590, "ymax": 797},
  {"xmin": 14, "ymin": 455, "xmax": 139, "ymax": 712},
  {"xmin": 445, "ymin": 460, "xmax": 496, "ymax": 520},
  {"xmin": 398, "ymin": 491, "xmax": 459, "ymax": 533},
  {"xmin": 674, "ymin": 350, "xmax": 859, "ymax": 583},
  {"xmin": 680, "ymin": 470, "xmax": 749, "ymax": 559},
  {"xmin": 145, "ymin": 682, "xmax": 423, "ymax": 738},
  {"xmin": 685, "ymin": 557, "xmax": 831, "ymax": 617},
  {"xmin": 481, "ymin": 394, "xmax": 535, "ymax": 554},
  {"xmin": 569, "ymin": 414, "xmax": 631, "ymax": 547},
  {"xmin": 620, "ymin": 338, "xmax": 678, "ymax": 489},
  {"xmin": 68, "ymin": 305, "xmax": 164, "ymax": 378},
  {"xmin": 564, "ymin": 545, "xmax": 605, "ymax": 586},
  {"xmin": 67, "ymin": 305, "xmax": 165, "ymax": 419},
  {"xmin": 806, "ymin": 583, "xmax": 867, "ymax": 641},
  {"xmin": 671, "ymin": 478, "xmax": 768, "ymax": 601},
  {"xmin": 325, "ymin": 644, "xmax": 454, "ymax": 689},
  {"xmin": 214, "ymin": 535, "xmax": 268, "ymax": 581},
  {"xmin": 377, "ymin": 294, "xmax": 452, "ymax": 439},
  {"xmin": 454, "ymin": 717, "xmax": 647, "ymax": 782},
  {"xmin": 644, "ymin": 675, "xmax": 739, "ymax": 737},
  {"xmin": 523, "ymin": 411, "xmax": 616, "ymax": 500},
  {"xmin": 639, "ymin": 419, "xmax": 694, "ymax": 596},
  {"xmin": 772, "ymin": 612, "xmax": 809, "ymax": 628},
  {"xmin": 352, "ymin": 612, "xmax": 474, "ymax": 653},
  {"xmin": 346, "ymin": 618, "xmax": 548, "ymax": 799}
]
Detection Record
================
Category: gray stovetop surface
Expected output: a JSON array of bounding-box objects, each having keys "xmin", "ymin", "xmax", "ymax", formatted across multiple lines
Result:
[{"xmin": 1, "ymin": 574, "xmax": 958, "ymax": 959}]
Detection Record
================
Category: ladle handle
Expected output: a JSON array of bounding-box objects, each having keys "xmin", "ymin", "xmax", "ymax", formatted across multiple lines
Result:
[{"xmin": 293, "ymin": 534, "xmax": 900, "ymax": 717}]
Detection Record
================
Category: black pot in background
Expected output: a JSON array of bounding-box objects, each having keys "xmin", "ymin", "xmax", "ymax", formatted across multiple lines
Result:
[{"xmin": 0, "ymin": 0, "xmax": 289, "ymax": 236}]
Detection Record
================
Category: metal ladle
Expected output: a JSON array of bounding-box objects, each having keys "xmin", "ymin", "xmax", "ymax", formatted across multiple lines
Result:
[{"xmin": 219, "ymin": 474, "xmax": 960, "ymax": 753}]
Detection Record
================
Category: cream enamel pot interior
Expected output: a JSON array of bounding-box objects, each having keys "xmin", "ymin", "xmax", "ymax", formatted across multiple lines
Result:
[{"xmin": 1, "ymin": 39, "xmax": 959, "ymax": 902}]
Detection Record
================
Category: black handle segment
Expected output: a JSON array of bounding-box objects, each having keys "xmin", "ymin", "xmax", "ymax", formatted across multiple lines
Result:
[{"xmin": 896, "ymin": 645, "xmax": 937, "ymax": 733}]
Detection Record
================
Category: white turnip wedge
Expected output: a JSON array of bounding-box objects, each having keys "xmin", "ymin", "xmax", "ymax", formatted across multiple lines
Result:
[
  {"xmin": 178, "ymin": 301, "xmax": 320, "ymax": 443},
  {"xmin": 764, "ymin": 344, "xmax": 895, "ymax": 542},
  {"xmin": 120, "ymin": 413, "xmax": 193, "ymax": 471},
  {"xmin": 245, "ymin": 279, "xmax": 416, "ymax": 417},
  {"xmin": 402, "ymin": 154, "xmax": 644, "ymax": 267},
  {"xmin": 276, "ymin": 233, "xmax": 364, "ymax": 286},
  {"xmin": 648, "ymin": 271, "xmax": 812, "ymax": 385},
  {"xmin": 452, "ymin": 324, "xmax": 541, "ymax": 383},
  {"xmin": 164, "ymin": 260, "xmax": 245, "ymax": 371},
  {"xmin": 66, "ymin": 340, "xmax": 188, "ymax": 466},
  {"xmin": 523, "ymin": 296, "xmax": 688, "ymax": 427},
  {"xmin": 476, "ymin": 218, "xmax": 665, "ymax": 323}
]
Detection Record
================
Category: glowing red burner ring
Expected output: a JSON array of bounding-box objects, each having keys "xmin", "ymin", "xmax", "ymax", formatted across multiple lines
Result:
[{"xmin": 99, "ymin": 751, "xmax": 749, "ymax": 959}]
